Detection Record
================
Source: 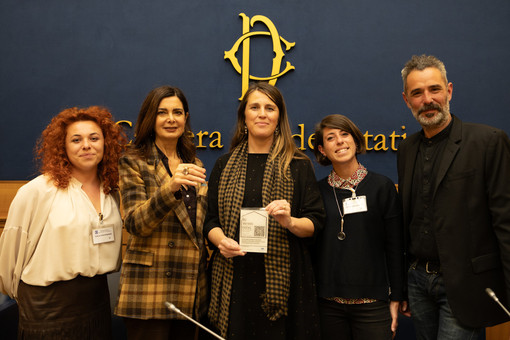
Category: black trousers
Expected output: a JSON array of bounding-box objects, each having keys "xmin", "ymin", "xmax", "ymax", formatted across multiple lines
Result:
[{"xmin": 318, "ymin": 298, "xmax": 392, "ymax": 340}]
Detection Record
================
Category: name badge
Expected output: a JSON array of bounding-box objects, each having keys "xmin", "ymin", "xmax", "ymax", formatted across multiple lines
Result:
[
  {"xmin": 342, "ymin": 196, "xmax": 368, "ymax": 214},
  {"xmin": 92, "ymin": 226, "xmax": 115, "ymax": 244},
  {"xmin": 239, "ymin": 208, "xmax": 268, "ymax": 253}
]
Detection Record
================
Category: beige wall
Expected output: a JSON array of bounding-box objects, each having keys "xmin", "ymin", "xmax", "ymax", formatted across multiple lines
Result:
[{"xmin": 0, "ymin": 181, "xmax": 26, "ymax": 232}]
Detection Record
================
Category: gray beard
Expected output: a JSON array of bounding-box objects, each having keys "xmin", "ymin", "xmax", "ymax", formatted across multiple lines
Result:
[
  {"xmin": 417, "ymin": 111, "xmax": 447, "ymax": 127},
  {"xmin": 414, "ymin": 102, "xmax": 450, "ymax": 128}
]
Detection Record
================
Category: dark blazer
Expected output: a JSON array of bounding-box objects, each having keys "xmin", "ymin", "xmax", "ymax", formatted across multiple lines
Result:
[
  {"xmin": 115, "ymin": 144, "xmax": 208, "ymax": 320},
  {"xmin": 397, "ymin": 115, "xmax": 510, "ymax": 328}
]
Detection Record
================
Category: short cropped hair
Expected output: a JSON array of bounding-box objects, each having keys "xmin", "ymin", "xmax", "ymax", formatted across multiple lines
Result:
[
  {"xmin": 401, "ymin": 54, "xmax": 448, "ymax": 93},
  {"xmin": 313, "ymin": 114, "xmax": 366, "ymax": 166}
]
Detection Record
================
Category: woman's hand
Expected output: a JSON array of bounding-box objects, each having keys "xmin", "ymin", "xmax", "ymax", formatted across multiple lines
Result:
[
  {"xmin": 265, "ymin": 200, "xmax": 315, "ymax": 237},
  {"xmin": 208, "ymin": 227, "xmax": 246, "ymax": 259},
  {"xmin": 168, "ymin": 163, "xmax": 206, "ymax": 192},
  {"xmin": 217, "ymin": 237, "xmax": 246, "ymax": 258},
  {"xmin": 265, "ymin": 199, "xmax": 292, "ymax": 229}
]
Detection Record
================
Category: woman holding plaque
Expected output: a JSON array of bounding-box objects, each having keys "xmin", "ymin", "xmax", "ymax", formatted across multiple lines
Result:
[
  {"xmin": 204, "ymin": 82, "xmax": 325, "ymax": 340},
  {"xmin": 312, "ymin": 114, "xmax": 405, "ymax": 340}
]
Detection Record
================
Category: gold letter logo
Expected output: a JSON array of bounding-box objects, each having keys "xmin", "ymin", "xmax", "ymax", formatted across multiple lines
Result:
[{"xmin": 225, "ymin": 13, "xmax": 295, "ymax": 100}]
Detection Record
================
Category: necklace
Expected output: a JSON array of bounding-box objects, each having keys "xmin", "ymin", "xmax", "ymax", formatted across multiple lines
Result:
[
  {"xmin": 332, "ymin": 186, "xmax": 357, "ymax": 240},
  {"xmin": 332, "ymin": 186, "xmax": 346, "ymax": 240}
]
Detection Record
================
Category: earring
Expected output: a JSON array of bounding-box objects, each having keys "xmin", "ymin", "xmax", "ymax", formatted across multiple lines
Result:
[
  {"xmin": 244, "ymin": 124, "xmax": 248, "ymax": 134},
  {"xmin": 274, "ymin": 125, "xmax": 280, "ymax": 136}
]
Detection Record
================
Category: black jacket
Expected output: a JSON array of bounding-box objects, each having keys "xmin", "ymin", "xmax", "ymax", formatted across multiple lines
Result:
[{"xmin": 397, "ymin": 115, "xmax": 510, "ymax": 327}]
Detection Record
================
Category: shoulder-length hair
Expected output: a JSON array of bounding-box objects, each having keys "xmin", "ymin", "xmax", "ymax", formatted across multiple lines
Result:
[
  {"xmin": 230, "ymin": 82, "xmax": 307, "ymax": 177},
  {"xmin": 132, "ymin": 85, "xmax": 196, "ymax": 162},
  {"xmin": 313, "ymin": 114, "xmax": 366, "ymax": 166},
  {"xmin": 36, "ymin": 106, "xmax": 127, "ymax": 194}
]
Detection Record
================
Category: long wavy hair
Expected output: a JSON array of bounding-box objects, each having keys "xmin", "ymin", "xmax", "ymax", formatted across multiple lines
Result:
[
  {"xmin": 230, "ymin": 82, "xmax": 307, "ymax": 178},
  {"xmin": 132, "ymin": 85, "xmax": 196, "ymax": 163},
  {"xmin": 36, "ymin": 106, "xmax": 126, "ymax": 194}
]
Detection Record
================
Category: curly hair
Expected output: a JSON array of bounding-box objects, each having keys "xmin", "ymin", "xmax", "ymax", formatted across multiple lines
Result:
[{"xmin": 35, "ymin": 106, "xmax": 127, "ymax": 194}]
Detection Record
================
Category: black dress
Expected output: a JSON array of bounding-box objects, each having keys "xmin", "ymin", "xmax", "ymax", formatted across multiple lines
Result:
[{"xmin": 205, "ymin": 153, "xmax": 325, "ymax": 340}]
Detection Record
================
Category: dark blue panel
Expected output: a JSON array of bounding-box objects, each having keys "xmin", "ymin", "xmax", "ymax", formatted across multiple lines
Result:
[{"xmin": 1, "ymin": 0, "xmax": 509, "ymax": 183}]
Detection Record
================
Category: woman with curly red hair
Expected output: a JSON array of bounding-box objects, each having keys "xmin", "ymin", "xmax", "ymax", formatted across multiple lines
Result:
[{"xmin": 0, "ymin": 106, "xmax": 126, "ymax": 339}]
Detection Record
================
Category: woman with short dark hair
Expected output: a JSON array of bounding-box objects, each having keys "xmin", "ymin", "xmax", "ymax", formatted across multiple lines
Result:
[{"xmin": 312, "ymin": 114, "xmax": 405, "ymax": 340}]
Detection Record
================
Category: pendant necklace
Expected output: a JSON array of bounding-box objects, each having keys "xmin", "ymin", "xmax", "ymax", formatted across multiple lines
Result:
[
  {"xmin": 332, "ymin": 185, "xmax": 357, "ymax": 240},
  {"xmin": 332, "ymin": 186, "xmax": 346, "ymax": 240}
]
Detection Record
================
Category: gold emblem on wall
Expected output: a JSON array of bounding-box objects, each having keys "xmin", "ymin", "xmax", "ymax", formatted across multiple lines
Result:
[{"xmin": 225, "ymin": 13, "xmax": 295, "ymax": 100}]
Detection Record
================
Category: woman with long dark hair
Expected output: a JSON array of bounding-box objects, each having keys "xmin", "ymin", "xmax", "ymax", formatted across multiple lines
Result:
[{"xmin": 114, "ymin": 86, "xmax": 208, "ymax": 340}]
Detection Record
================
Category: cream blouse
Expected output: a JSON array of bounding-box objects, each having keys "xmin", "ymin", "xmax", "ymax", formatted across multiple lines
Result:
[{"xmin": 0, "ymin": 175, "xmax": 121, "ymax": 296}]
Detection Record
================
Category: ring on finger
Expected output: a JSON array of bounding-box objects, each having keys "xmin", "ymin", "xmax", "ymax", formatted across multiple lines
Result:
[{"xmin": 183, "ymin": 167, "xmax": 189, "ymax": 176}]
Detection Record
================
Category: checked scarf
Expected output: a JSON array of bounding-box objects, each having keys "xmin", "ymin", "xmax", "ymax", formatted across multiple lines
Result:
[{"xmin": 208, "ymin": 141, "xmax": 294, "ymax": 337}]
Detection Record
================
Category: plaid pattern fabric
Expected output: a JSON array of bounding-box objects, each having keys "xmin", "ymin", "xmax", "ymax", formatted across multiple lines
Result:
[
  {"xmin": 209, "ymin": 141, "xmax": 293, "ymax": 337},
  {"xmin": 114, "ymin": 144, "xmax": 208, "ymax": 320}
]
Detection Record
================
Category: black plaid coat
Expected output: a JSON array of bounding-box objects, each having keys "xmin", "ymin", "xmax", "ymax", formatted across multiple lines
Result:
[{"xmin": 114, "ymin": 144, "xmax": 208, "ymax": 320}]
